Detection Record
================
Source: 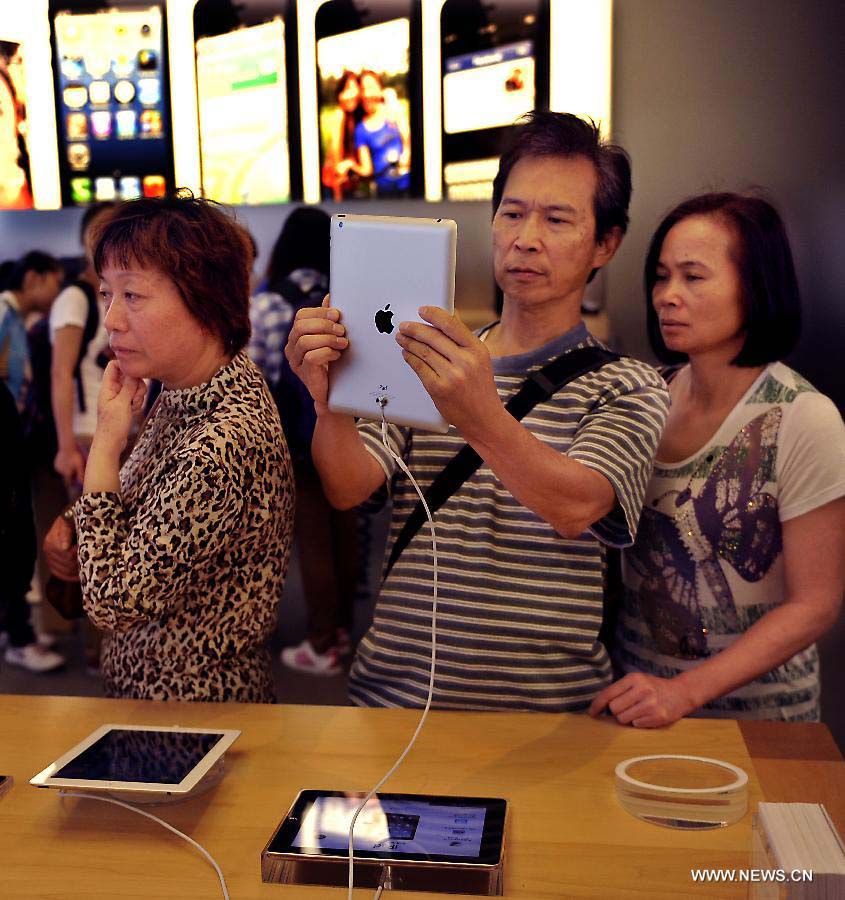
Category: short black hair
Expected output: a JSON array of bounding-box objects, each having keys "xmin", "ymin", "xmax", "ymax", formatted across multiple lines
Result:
[
  {"xmin": 265, "ymin": 206, "xmax": 331, "ymax": 290},
  {"xmin": 491, "ymin": 111, "xmax": 632, "ymax": 243},
  {"xmin": 645, "ymin": 192, "xmax": 802, "ymax": 367},
  {"xmin": 79, "ymin": 201, "xmax": 116, "ymax": 244},
  {"xmin": 1, "ymin": 250, "xmax": 62, "ymax": 291}
]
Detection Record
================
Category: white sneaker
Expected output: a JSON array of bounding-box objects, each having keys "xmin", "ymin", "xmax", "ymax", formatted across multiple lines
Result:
[
  {"xmin": 36, "ymin": 632, "xmax": 58, "ymax": 651},
  {"xmin": 4, "ymin": 643, "xmax": 65, "ymax": 673},
  {"xmin": 280, "ymin": 640, "xmax": 343, "ymax": 676},
  {"xmin": 0, "ymin": 632, "xmax": 57, "ymax": 650}
]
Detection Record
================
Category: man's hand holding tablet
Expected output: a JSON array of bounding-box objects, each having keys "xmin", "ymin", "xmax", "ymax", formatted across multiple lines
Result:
[
  {"xmin": 396, "ymin": 306, "xmax": 500, "ymax": 440},
  {"xmin": 285, "ymin": 295, "xmax": 348, "ymax": 417}
]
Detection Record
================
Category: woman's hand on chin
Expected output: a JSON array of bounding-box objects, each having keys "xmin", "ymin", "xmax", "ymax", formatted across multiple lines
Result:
[{"xmin": 92, "ymin": 361, "xmax": 146, "ymax": 457}]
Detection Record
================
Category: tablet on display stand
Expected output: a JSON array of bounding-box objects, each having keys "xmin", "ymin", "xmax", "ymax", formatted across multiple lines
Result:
[
  {"xmin": 261, "ymin": 789, "xmax": 507, "ymax": 895},
  {"xmin": 29, "ymin": 724, "xmax": 240, "ymax": 804}
]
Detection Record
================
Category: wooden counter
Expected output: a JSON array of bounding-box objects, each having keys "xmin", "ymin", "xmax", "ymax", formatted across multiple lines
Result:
[{"xmin": 1, "ymin": 694, "xmax": 842, "ymax": 899}]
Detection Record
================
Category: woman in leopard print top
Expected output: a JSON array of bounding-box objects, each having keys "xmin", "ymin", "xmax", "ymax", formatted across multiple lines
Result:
[{"xmin": 71, "ymin": 195, "xmax": 293, "ymax": 702}]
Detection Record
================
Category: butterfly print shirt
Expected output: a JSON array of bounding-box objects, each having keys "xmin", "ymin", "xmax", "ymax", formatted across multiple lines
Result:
[{"xmin": 617, "ymin": 363, "xmax": 845, "ymax": 721}]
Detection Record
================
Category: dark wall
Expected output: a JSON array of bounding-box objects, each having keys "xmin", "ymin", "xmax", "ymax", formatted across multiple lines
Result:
[{"xmin": 607, "ymin": 0, "xmax": 845, "ymax": 413}]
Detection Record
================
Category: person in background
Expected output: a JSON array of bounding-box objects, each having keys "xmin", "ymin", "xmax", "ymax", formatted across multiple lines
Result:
[
  {"xmin": 591, "ymin": 193, "xmax": 845, "ymax": 726},
  {"xmin": 0, "ymin": 42, "xmax": 32, "ymax": 210},
  {"xmin": 0, "ymin": 251, "xmax": 65, "ymax": 672},
  {"xmin": 249, "ymin": 207, "xmax": 359, "ymax": 675},
  {"xmin": 47, "ymin": 202, "xmax": 116, "ymax": 674},
  {"xmin": 0, "ymin": 377, "xmax": 64, "ymax": 673},
  {"xmin": 0, "ymin": 251, "xmax": 64, "ymax": 410},
  {"xmin": 322, "ymin": 70, "xmax": 363, "ymax": 201},
  {"xmin": 44, "ymin": 193, "xmax": 293, "ymax": 701},
  {"xmin": 50, "ymin": 202, "xmax": 116, "ymax": 491},
  {"xmin": 248, "ymin": 208, "xmax": 330, "ymax": 388},
  {"xmin": 287, "ymin": 112, "xmax": 669, "ymax": 710},
  {"xmin": 348, "ymin": 70, "xmax": 410, "ymax": 197}
]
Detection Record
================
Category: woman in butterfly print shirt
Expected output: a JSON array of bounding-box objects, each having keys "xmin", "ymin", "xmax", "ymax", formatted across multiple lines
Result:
[{"xmin": 591, "ymin": 193, "xmax": 845, "ymax": 725}]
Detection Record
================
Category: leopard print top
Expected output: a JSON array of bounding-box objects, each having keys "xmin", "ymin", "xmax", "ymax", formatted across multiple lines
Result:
[{"xmin": 75, "ymin": 351, "xmax": 293, "ymax": 703}]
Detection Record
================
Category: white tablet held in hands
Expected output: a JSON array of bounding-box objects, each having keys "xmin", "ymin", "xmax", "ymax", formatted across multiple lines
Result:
[
  {"xmin": 29, "ymin": 724, "xmax": 240, "ymax": 801},
  {"xmin": 327, "ymin": 213, "xmax": 457, "ymax": 433}
]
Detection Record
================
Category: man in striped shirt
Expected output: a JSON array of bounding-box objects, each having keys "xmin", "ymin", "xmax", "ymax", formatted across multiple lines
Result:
[{"xmin": 286, "ymin": 112, "xmax": 669, "ymax": 711}]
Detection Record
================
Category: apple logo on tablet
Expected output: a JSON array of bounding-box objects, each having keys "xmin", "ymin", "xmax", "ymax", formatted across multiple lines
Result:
[{"xmin": 374, "ymin": 304, "xmax": 394, "ymax": 334}]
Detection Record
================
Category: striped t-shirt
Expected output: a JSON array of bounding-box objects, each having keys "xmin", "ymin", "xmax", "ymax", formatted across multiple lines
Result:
[{"xmin": 347, "ymin": 321, "xmax": 669, "ymax": 712}]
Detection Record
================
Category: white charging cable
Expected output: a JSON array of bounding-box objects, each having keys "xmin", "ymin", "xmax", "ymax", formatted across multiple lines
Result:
[
  {"xmin": 347, "ymin": 403, "xmax": 439, "ymax": 900},
  {"xmin": 60, "ymin": 791, "xmax": 229, "ymax": 900}
]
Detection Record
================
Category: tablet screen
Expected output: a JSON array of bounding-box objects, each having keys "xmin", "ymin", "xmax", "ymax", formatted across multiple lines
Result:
[
  {"xmin": 270, "ymin": 791, "xmax": 505, "ymax": 865},
  {"xmin": 293, "ymin": 796, "xmax": 486, "ymax": 857},
  {"xmin": 53, "ymin": 729, "xmax": 226, "ymax": 784}
]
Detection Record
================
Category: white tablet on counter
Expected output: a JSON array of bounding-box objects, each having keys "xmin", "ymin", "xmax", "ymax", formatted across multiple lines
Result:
[{"xmin": 29, "ymin": 724, "xmax": 240, "ymax": 801}]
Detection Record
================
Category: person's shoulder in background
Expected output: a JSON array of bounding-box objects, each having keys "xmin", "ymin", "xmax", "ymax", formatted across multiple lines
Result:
[{"xmin": 48, "ymin": 283, "xmax": 89, "ymax": 340}]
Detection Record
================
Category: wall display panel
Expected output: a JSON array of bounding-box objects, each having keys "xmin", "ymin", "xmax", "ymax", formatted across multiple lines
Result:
[
  {"xmin": 440, "ymin": 0, "xmax": 549, "ymax": 202},
  {"xmin": 193, "ymin": 0, "xmax": 299, "ymax": 204},
  {"xmin": 420, "ymin": 0, "xmax": 611, "ymax": 202},
  {"xmin": 0, "ymin": 1, "xmax": 61, "ymax": 209},
  {"xmin": 1, "ymin": 25, "xmax": 34, "ymax": 211},
  {"xmin": 49, "ymin": 1, "xmax": 174, "ymax": 207},
  {"xmin": 0, "ymin": 39, "xmax": 34, "ymax": 209},
  {"xmin": 548, "ymin": 0, "xmax": 612, "ymax": 138},
  {"xmin": 314, "ymin": 0, "xmax": 422, "ymax": 200}
]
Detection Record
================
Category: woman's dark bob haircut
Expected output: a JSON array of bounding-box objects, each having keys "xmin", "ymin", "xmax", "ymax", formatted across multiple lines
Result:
[
  {"xmin": 645, "ymin": 192, "xmax": 801, "ymax": 367},
  {"xmin": 91, "ymin": 191, "xmax": 253, "ymax": 354}
]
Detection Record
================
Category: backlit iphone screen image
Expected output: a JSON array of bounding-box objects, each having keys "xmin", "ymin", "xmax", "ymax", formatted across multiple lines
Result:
[
  {"xmin": 443, "ymin": 39, "xmax": 534, "ymax": 136},
  {"xmin": 52, "ymin": 5, "xmax": 172, "ymax": 206},
  {"xmin": 196, "ymin": 18, "xmax": 289, "ymax": 205},
  {"xmin": 317, "ymin": 18, "xmax": 411, "ymax": 200},
  {"xmin": 440, "ymin": 0, "xmax": 547, "ymax": 201},
  {"xmin": 0, "ymin": 40, "xmax": 33, "ymax": 209},
  {"xmin": 442, "ymin": 39, "xmax": 534, "ymax": 200}
]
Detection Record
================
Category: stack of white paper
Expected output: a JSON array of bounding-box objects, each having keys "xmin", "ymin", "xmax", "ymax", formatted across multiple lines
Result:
[{"xmin": 752, "ymin": 803, "xmax": 845, "ymax": 899}]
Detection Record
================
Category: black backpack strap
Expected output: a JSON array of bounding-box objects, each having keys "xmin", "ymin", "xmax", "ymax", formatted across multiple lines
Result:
[
  {"xmin": 72, "ymin": 281, "xmax": 100, "ymax": 414},
  {"xmin": 384, "ymin": 345, "xmax": 620, "ymax": 579}
]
